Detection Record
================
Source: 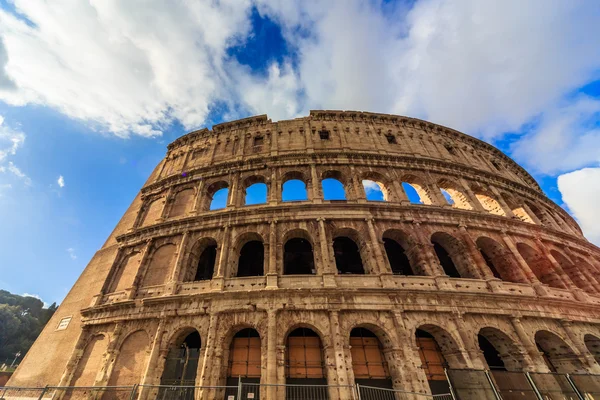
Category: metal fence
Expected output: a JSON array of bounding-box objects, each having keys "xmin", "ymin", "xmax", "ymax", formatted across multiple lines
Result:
[
  {"xmin": 356, "ymin": 384, "xmax": 452, "ymax": 400},
  {"xmin": 2, "ymin": 372, "xmax": 600, "ymax": 400}
]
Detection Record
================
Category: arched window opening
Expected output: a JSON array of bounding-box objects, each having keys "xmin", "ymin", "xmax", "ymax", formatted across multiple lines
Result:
[
  {"xmin": 402, "ymin": 182, "xmax": 432, "ymax": 205},
  {"xmin": 245, "ymin": 182, "xmax": 267, "ymax": 205},
  {"xmin": 142, "ymin": 244, "xmax": 176, "ymax": 288},
  {"xmin": 478, "ymin": 335, "xmax": 506, "ymax": 371},
  {"xmin": 383, "ymin": 238, "xmax": 413, "ymax": 275},
  {"xmin": 194, "ymin": 245, "xmax": 216, "ymax": 281},
  {"xmin": 350, "ymin": 328, "xmax": 393, "ymax": 389},
  {"xmin": 527, "ymin": 203, "xmax": 555, "ymax": 227},
  {"xmin": 584, "ymin": 334, "xmax": 600, "ymax": 365},
  {"xmin": 160, "ymin": 331, "xmax": 201, "ymax": 387},
  {"xmin": 107, "ymin": 331, "xmax": 150, "ymax": 387},
  {"xmin": 362, "ymin": 180, "xmax": 387, "ymax": 201},
  {"xmin": 550, "ymin": 250, "xmax": 589, "ymax": 292},
  {"xmin": 286, "ymin": 328, "xmax": 326, "ymax": 386},
  {"xmin": 209, "ymin": 187, "xmax": 228, "ymax": 210},
  {"xmin": 480, "ymin": 250, "xmax": 502, "ymax": 279},
  {"xmin": 432, "ymin": 242, "xmax": 461, "ymax": 278},
  {"xmin": 438, "ymin": 184, "xmax": 473, "ymax": 210},
  {"xmin": 109, "ymin": 252, "xmax": 141, "ymax": 293},
  {"xmin": 170, "ymin": 188, "xmax": 194, "ymax": 218},
  {"xmin": 333, "ymin": 237, "xmax": 365, "ymax": 274},
  {"xmin": 67, "ymin": 335, "xmax": 108, "ymax": 389},
  {"xmin": 475, "ymin": 193, "xmax": 506, "ymax": 216},
  {"xmin": 227, "ymin": 329, "xmax": 261, "ymax": 387},
  {"xmin": 415, "ymin": 329, "xmax": 451, "ymax": 395},
  {"xmin": 237, "ymin": 241, "xmax": 264, "ymax": 277},
  {"xmin": 516, "ymin": 243, "xmax": 565, "ymax": 289},
  {"xmin": 512, "ymin": 207, "xmax": 535, "ymax": 223},
  {"xmin": 141, "ymin": 198, "xmax": 163, "ymax": 227},
  {"xmin": 322, "ymin": 178, "xmax": 346, "ymax": 200},
  {"xmin": 284, "ymin": 238, "xmax": 315, "ymax": 275},
  {"xmin": 535, "ymin": 331, "xmax": 585, "ymax": 374},
  {"xmin": 282, "ymin": 179, "xmax": 308, "ymax": 201}
]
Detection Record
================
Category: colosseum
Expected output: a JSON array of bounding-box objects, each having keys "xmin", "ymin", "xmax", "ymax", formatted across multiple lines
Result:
[{"xmin": 7, "ymin": 110, "xmax": 600, "ymax": 400}]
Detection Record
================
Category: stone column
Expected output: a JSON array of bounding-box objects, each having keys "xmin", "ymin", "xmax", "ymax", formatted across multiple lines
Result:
[
  {"xmin": 349, "ymin": 165, "xmax": 365, "ymax": 202},
  {"xmin": 167, "ymin": 232, "xmax": 190, "ymax": 295},
  {"xmin": 391, "ymin": 179, "xmax": 409, "ymax": 203},
  {"xmin": 458, "ymin": 225, "xmax": 492, "ymax": 280},
  {"xmin": 560, "ymin": 320, "xmax": 600, "ymax": 373},
  {"xmin": 270, "ymin": 130, "xmax": 278, "ymax": 155},
  {"xmin": 303, "ymin": 121, "xmax": 314, "ymax": 153},
  {"xmin": 227, "ymin": 172, "xmax": 240, "ymax": 208},
  {"xmin": 459, "ymin": 178, "xmax": 486, "ymax": 212},
  {"xmin": 95, "ymin": 324, "xmax": 125, "ymax": 386},
  {"xmin": 310, "ymin": 163, "xmax": 322, "ymax": 203},
  {"xmin": 127, "ymin": 239, "xmax": 153, "ymax": 299},
  {"xmin": 266, "ymin": 221, "xmax": 278, "ymax": 289},
  {"xmin": 329, "ymin": 311, "xmax": 352, "ymax": 399},
  {"xmin": 198, "ymin": 314, "xmax": 219, "ymax": 399},
  {"xmin": 212, "ymin": 225, "xmax": 231, "ymax": 291},
  {"xmin": 451, "ymin": 314, "xmax": 478, "ymax": 369},
  {"xmin": 318, "ymin": 218, "xmax": 336, "ymax": 287},
  {"xmin": 425, "ymin": 175, "xmax": 447, "ymax": 206},
  {"xmin": 191, "ymin": 180, "xmax": 205, "ymax": 214},
  {"xmin": 522, "ymin": 203, "xmax": 542, "ymax": 225},
  {"xmin": 489, "ymin": 185, "xmax": 515, "ymax": 218},
  {"xmin": 501, "ymin": 234, "xmax": 548, "ymax": 296},
  {"xmin": 159, "ymin": 187, "xmax": 175, "ymax": 221},
  {"xmin": 564, "ymin": 248, "xmax": 600, "ymax": 294},
  {"xmin": 139, "ymin": 319, "xmax": 167, "ymax": 397},
  {"xmin": 208, "ymin": 135, "xmax": 218, "ymax": 164},
  {"xmin": 56, "ymin": 326, "xmax": 91, "ymax": 387},
  {"xmin": 390, "ymin": 311, "xmax": 429, "ymax": 393},
  {"xmin": 266, "ymin": 310, "xmax": 278, "ymax": 399},
  {"xmin": 510, "ymin": 317, "xmax": 549, "ymax": 372},
  {"xmin": 411, "ymin": 222, "xmax": 445, "ymax": 276},
  {"xmin": 268, "ymin": 167, "xmax": 279, "ymax": 205},
  {"xmin": 365, "ymin": 218, "xmax": 386, "ymax": 275}
]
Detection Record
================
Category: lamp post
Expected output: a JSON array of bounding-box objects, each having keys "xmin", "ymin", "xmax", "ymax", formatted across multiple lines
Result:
[{"xmin": 10, "ymin": 352, "xmax": 21, "ymax": 368}]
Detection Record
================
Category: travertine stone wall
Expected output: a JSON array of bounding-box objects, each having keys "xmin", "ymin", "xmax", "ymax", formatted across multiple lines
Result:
[{"xmin": 9, "ymin": 111, "xmax": 600, "ymax": 400}]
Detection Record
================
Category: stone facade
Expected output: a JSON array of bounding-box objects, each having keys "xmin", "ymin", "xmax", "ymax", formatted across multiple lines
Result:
[{"xmin": 9, "ymin": 110, "xmax": 600, "ymax": 399}]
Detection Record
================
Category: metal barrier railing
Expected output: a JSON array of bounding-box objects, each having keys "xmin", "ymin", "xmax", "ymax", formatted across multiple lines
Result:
[
  {"xmin": 356, "ymin": 384, "xmax": 452, "ymax": 399},
  {"xmin": 2, "ymin": 372, "xmax": 600, "ymax": 400}
]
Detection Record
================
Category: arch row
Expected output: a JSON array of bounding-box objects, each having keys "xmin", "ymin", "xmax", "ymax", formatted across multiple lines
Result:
[
  {"xmin": 65, "ymin": 311, "xmax": 600, "ymax": 397},
  {"xmin": 102, "ymin": 221, "xmax": 600, "ymax": 305},
  {"xmin": 136, "ymin": 164, "xmax": 581, "ymax": 236}
]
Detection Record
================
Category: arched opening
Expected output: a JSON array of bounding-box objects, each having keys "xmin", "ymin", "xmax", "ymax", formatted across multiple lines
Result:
[
  {"xmin": 282, "ymin": 179, "xmax": 308, "ymax": 201},
  {"xmin": 244, "ymin": 176, "xmax": 268, "ymax": 206},
  {"xmin": 478, "ymin": 328, "xmax": 531, "ymax": 398},
  {"xmin": 402, "ymin": 181, "xmax": 433, "ymax": 205},
  {"xmin": 584, "ymin": 334, "xmax": 600, "ymax": 365},
  {"xmin": 475, "ymin": 193, "xmax": 506, "ymax": 216},
  {"xmin": 67, "ymin": 335, "xmax": 108, "ymax": 389},
  {"xmin": 476, "ymin": 237, "xmax": 525, "ymax": 283},
  {"xmin": 237, "ymin": 241, "xmax": 264, "ymax": 277},
  {"xmin": 170, "ymin": 188, "xmax": 194, "ymax": 218},
  {"xmin": 160, "ymin": 330, "xmax": 201, "ymax": 387},
  {"xmin": 333, "ymin": 236, "xmax": 365, "ymax": 274},
  {"xmin": 415, "ymin": 329, "xmax": 451, "ymax": 395},
  {"xmin": 431, "ymin": 233, "xmax": 471, "ymax": 279},
  {"xmin": 516, "ymin": 243, "xmax": 565, "ymax": 289},
  {"xmin": 227, "ymin": 328, "xmax": 261, "ymax": 387},
  {"xmin": 512, "ymin": 207, "xmax": 535, "ymax": 224},
  {"xmin": 383, "ymin": 238, "xmax": 413, "ymax": 275},
  {"xmin": 322, "ymin": 178, "xmax": 346, "ymax": 200},
  {"xmin": 433, "ymin": 243, "xmax": 460, "ymax": 278},
  {"xmin": 551, "ymin": 250, "xmax": 589, "ymax": 292},
  {"xmin": 526, "ymin": 202, "xmax": 555, "ymax": 227},
  {"xmin": 286, "ymin": 328, "xmax": 327, "ymax": 386},
  {"xmin": 107, "ymin": 331, "xmax": 150, "ymax": 388},
  {"xmin": 195, "ymin": 245, "xmax": 216, "ymax": 281},
  {"xmin": 438, "ymin": 180, "xmax": 473, "ymax": 210},
  {"xmin": 284, "ymin": 238, "xmax": 315, "ymax": 275},
  {"xmin": 141, "ymin": 244, "xmax": 176, "ymax": 288},
  {"xmin": 350, "ymin": 328, "xmax": 393, "ymax": 389},
  {"xmin": 141, "ymin": 198, "xmax": 164, "ymax": 227},
  {"xmin": 109, "ymin": 252, "xmax": 142, "ymax": 293},
  {"xmin": 535, "ymin": 330, "xmax": 585, "ymax": 373},
  {"xmin": 206, "ymin": 181, "xmax": 229, "ymax": 211},
  {"xmin": 362, "ymin": 180, "xmax": 387, "ymax": 201}
]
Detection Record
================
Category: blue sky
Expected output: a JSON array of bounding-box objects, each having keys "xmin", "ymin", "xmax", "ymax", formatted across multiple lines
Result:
[{"xmin": 0, "ymin": 0, "xmax": 599, "ymax": 305}]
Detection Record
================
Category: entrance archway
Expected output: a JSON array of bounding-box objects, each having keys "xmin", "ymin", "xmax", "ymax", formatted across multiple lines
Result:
[
  {"xmin": 286, "ymin": 328, "xmax": 327, "ymax": 385},
  {"xmin": 350, "ymin": 328, "xmax": 393, "ymax": 389},
  {"xmin": 227, "ymin": 328, "xmax": 262, "ymax": 386}
]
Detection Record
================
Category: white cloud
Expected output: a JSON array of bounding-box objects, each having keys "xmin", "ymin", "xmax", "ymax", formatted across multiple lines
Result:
[
  {"xmin": 66, "ymin": 248, "xmax": 77, "ymax": 260},
  {"xmin": 6, "ymin": 161, "xmax": 31, "ymax": 186},
  {"xmin": 511, "ymin": 96, "xmax": 600, "ymax": 175},
  {"xmin": 362, "ymin": 179, "xmax": 382, "ymax": 194},
  {"xmin": 557, "ymin": 168, "xmax": 600, "ymax": 246},
  {"xmin": 0, "ymin": 0, "xmax": 598, "ymax": 142},
  {"xmin": 0, "ymin": 115, "xmax": 25, "ymax": 161},
  {"xmin": 57, "ymin": 175, "xmax": 65, "ymax": 188}
]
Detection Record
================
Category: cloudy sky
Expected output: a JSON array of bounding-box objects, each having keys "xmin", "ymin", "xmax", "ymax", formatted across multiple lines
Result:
[{"xmin": 0, "ymin": 0, "xmax": 599, "ymax": 305}]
